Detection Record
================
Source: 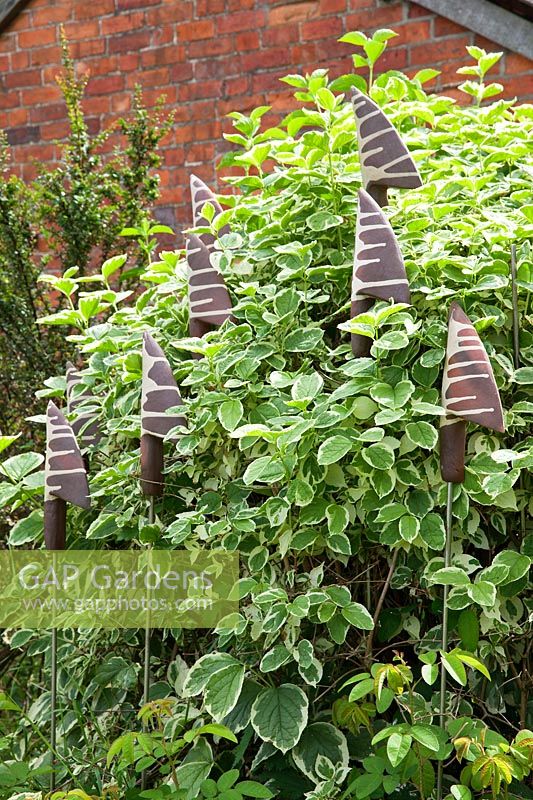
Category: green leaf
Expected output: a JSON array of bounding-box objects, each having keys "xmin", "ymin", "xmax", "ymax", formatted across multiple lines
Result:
[
  {"xmin": 467, "ymin": 581, "xmax": 496, "ymax": 607},
  {"xmin": 430, "ymin": 567, "xmax": 470, "ymax": 586},
  {"xmin": 0, "ymin": 452, "xmax": 44, "ymax": 482},
  {"xmin": 441, "ymin": 652, "xmax": 467, "ymax": 686},
  {"xmin": 399, "ymin": 515, "xmax": 420, "ymax": 543},
  {"xmin": 292, "ymin": 722, "xmax": 348, "ymax": 781},
  {"xmin": 8, "ymin": 510, "xmax": 43, "ymax": 546},
  {"xmin": 387, "ymin": 732, "xmax": 412, "ymax": 767},
  {"xmin": 341, "ymin": 602, "xmax": 374, "ymax": 630},
  {"xmin": 307, "ymin": 211, "xmax": 343, "ymax": 231},
  {"xmin": 339, "ymin": 30, "xmax": 368, "ymax": 46},
  {"xmin": 420, "ymin": 513, "xmax": 446, "ymax": 550},
  {"xmin": 514, "ymin": 367, "xmax": 533, "ymax": 384},
  {"xmin": 204, "ymin": 662, "xmax": 245, "ymax": 721},
  {"xmin": 405, "ymin": 422, "xmax": 438, "ymax": 450},
  {"xmin": 251, "ymin": 684, "xmax": 308, "ymax": 753},
  {"xmin": 361, "ymin": 443, "xmax": 394, "ymax": 470},
  {"xmin": 352, "ymin": 772, "xmax": 382, "ymax": 799},
  {"xmin": 317, "ymin": 435, "xmax": 352, "ymax": 465},
  {"xmin": 236, "ymin": 781, "xmax": 273, "ymax": 799},
  {"xmin": 411, "ymin": 724, "xmax": 439, "ymax": 752},
  {"xmin": 326, "ymin": 503, "xmax": 349, "ymax": 535},
  {"xmin": 218, "ymin": 399, "xmax": 244, "ymax": 432},
  {"xmin": 176, "ymin": 739, "xmax": 213, "ymax": 799},
  {"xmin": 291, "ymin": 372, "xmax": 323, "ymax": 402},
  {"xmin": 101, "ymin": 254, "xmax": 127, "ymax": 281},
  {"xmin": 243, "ymin": 457, "xmax": 286, "ymax": 485}
]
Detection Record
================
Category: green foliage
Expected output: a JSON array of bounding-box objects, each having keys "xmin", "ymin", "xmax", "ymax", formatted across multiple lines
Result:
[{"xmin": 1, "ymin": 30, "xmax": 532, "ymax": 800}]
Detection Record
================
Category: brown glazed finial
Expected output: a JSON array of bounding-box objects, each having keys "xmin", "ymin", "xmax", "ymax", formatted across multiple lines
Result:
[
  {"xmin": 45, "ymin": 401, "xmax": 90, "ymax": 549},
  {"xmin": 66, "ymin": 361, "xmax": 101, "ymax": 448},
  {"xmin": 140, "ymin": 333, "xmax": 186, "ymax": 496},
  {"xmin": 440, "ymin": 303, "xmax": 505, "ymax": 483},
  {"xmin": 351, "ymin": 189, "xmax": 410, "ymax": 357},
  {"xmin": 351, "ymin": 87, "xmax": 422, "ymax": 207},
  {"xmin": 187, "ymin": 175, "xmax": 233, "ymax": 342}
]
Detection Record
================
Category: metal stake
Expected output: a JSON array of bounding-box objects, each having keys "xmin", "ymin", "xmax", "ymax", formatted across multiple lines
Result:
[
  {"xmin": 141, "ymin": 495, "xmax": 155, "ymax": 791},
  {"xmin": 437, "ymin": 481, "xmax": 454, "ymax": 800},
  {"xmin": 50, "ymin": 626, "xmax": 58, "ymax": 792},
  {"xmin": 510, "ymin": 245, "xmax": 526, "ymax": 539}
]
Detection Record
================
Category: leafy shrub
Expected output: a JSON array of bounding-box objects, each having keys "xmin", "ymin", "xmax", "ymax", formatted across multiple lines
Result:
[{"xmin": 1, "ymin": 34, "xmax": 532, "ymax": 800}]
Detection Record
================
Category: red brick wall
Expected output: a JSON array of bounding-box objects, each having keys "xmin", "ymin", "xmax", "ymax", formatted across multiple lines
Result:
[{"xmin": 1, "ymin": 0, "xmax": 532, "ymax": 230}]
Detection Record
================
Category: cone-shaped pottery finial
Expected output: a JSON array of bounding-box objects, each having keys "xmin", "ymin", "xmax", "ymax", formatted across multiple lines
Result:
[
  {"xmin": 186, "ymin": 233, "xmax": 233, "ymax": 337},
  {"xmin": 351, "ymin": 87, "xmax": 422, "ymax": 206},
  {"xmin": 66, "ymin": 361, "xmax": 101, "ymax": 448},
  {"xmin": 45, "ymin": 401, "xmax": 90, "ymax": 509},
  {"xmin": 190, "ymin": 174, "xmax": 229, "ymax": 251},
  {"xmin": 440, "ymin": 303, "xmax": 505, "ymax": 483},
  {"xmin": 351, "ymin": 188, "xmax": 409, "ymax": 357},
  {"xmin": 140, "ymin": 333, "xmax": 185, "ymax": 495},
  {"xmin": 45, "ymin": 401, "xmax": 90, "ymax": 549}
]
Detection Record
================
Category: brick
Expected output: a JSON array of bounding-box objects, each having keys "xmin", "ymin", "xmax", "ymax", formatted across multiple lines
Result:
[
  {"xmin": 197, "ymin": 0, "xmax": 225, "ymax": 13},
  {"xmin": 262, "ymin": 22, "xmax": 299, "ymax": 47},
  {"xmin": 346, "ymin": 5, "xmax": 403, "ymax": 30},
  {"xmin": 188, "ymin": 35, "xmax": 233, "ymax": 58},
  {"xmin": 177, "ymin": 20, "xmax": 215, "ymax": 41},
  {"xmin": 74, "ymin": 0, "xmax": 115, "ymax": 18},
  {"xmin": 371, "ymin": 45, "xmax": 407, "ymax": 71},
  {"xmin": 180, "ymin": 79, "xmax": 222, "ymax": 101},
  {"xmin": 145, "ymin": 3, "xmax": 192, "ymax": 25},
  {"xmin": 18, "ymin": 27, "xmax": 57, "ymax": 48},
  {"xmin": 134, "ymin": 66, "xmax": 170, "ymax": 87},
  {"xmin": 268, "ymin": 1, "xmax": 318, "ymax": 26},
  {"xmin": 20, "ymin": 85, "xmax": 60, "ymax": 104},
  {"xmin": 168, "ymin": 62, "xmax": 194, "ymax": 83},
  {"xmin": 185, "ymin": 142, "xmax": 216, "ymax": 164},
  {"xmin": 227, "ymin": 0, "xmax": 254, "ymax": 9},
  {"xmin": 109, "ymin": 30, "xmax": 152, "ymax": 52},
  {"xmin": 6, "ymin": 107, "xmax": 29, "ymax": 126},
  {"xmin": 500, "ymin": 75, "xmax": 533, "ymax": 99},
  {"xmin": 100, "ymin": 12, "xmax": 145, "ymax": 35},
  {"xmin": 194, "ymin": 56, "xmax": 236, "ymax": 80},
  {"xmin": 241, "ymin": 48, "xmax": 289, "ymax": 71},
  {"xmin": 141, "ymin": 45, "xmax": 185, "ymax": 67},
  {"xmin": 86, "ymin": 75, "xmax": 125, "ymax": 95},
  {"xmin": 71, "ymin": 38, "xmax": 107, "ymax": 58},
  {"xmin": 6, "ymin": 125, "xmax": 40, "ymax": 145},
  {"xmin": 319, "ymin": 0, "xmax": 346, "ymax": 12},
  {"xmin": 225, "ymin": 75, "xmax": 251, "ymax": 96},
  {"xmin": 252, "ymin": 70, "xmax": 287, "ymax": 93},
  {"xmin": 63, "ymin": 19, "xmax": 100, "ymax": 38},
  {"xmin": 390, "ymin": 20, "xmax": 431, "ymax": 46},
  {"xmin": 236, "ymin": 31, "xmax": 260, "ymax": 51},
  {"xmin": 434, "ymin": 16, "xmax": 465, "ymax": 36},
  {"xmin": 505, "ymin": 52, "xmax": 533, "ymax": 74},
  {"xmin": 118, "ymin": 52, "xmax": 142, "ymax": 71},
  {"xmin": 10, "ymin": 50, "xmax": 30, "ymax": 70},
  {"xmin": 31, "ymin": 4, "xmax": 71, "ymax": 26},
  {"xmin": 30, "ymin": 103, "xmax": 66, "ymax": 123},
  {"xmin": 31, "ymin": 45, "xmax": 62, "ymax": 67},
  {"xmin": 410, "ymin": 35, "xmax": 470, "ymax": 65},
  {"xmin": 301, "ymin": 17, "xmax": 343, "ymax": 39},
  {"xmin": 116, "ymin": 0, "xmax": 160, "ymax": 8},
  {"xmin": 473, "ymin": 34, "xmax": 500, "ymax": 51},
  {"xmin": 217, "ymin": 10, "xmax": 266, "ymax": 34},
  {"xmin": 4, "ymin": 68, "xmax": 41, "ymax": 88},
  {"xmin": 408, "ymin": 2, "xmax": 431, "ymax": 18}
]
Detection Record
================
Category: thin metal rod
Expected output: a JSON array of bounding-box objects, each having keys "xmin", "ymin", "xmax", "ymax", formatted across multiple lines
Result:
[
  {"xmin": 50, "ymin": 627, "xmax": 58, "ymax": 792},
  {"xmin": 437, "ymin": 481, "xmax": 454, "ymax": 800},
  {"xmin": 510, "ymin": 245, "xmax": 520, "ymax": 370},
  {"xmin": 510, "ymin": 244, "xmax": 527, "ymax": 539},
  {"xmin": 141, "ymin": 496, "xmax": 155, "ymax": 791}
]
